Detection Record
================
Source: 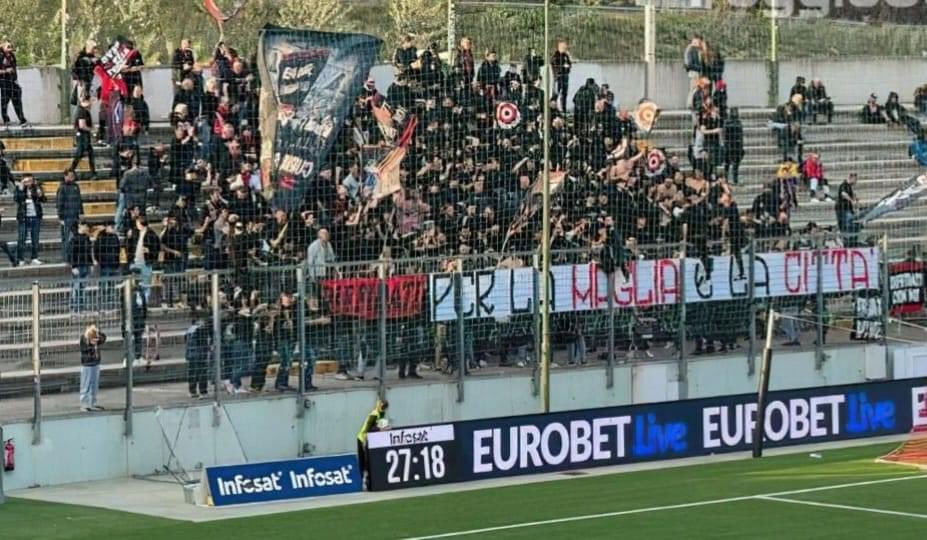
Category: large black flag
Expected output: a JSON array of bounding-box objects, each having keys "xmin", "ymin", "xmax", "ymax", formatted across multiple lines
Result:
[{"xmin": 258, "ymin": 26, "xmax": 381, "ymax": 211}]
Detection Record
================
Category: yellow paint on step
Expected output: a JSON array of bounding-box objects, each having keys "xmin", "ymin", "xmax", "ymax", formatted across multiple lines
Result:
[
  {"xmin": 1, "ymin": 137, "xmax": 73, "ymax": 151},
  {"xmin": 43, "ymin": 179, "xmax": 117, "ymax": 194},
  {"xmin": 83, "ymin": 202, "xmax": 117, "ymax": 216},
  {"xmin": 14, "ymin": 157, "xmax": 87, "ymax": 172}
]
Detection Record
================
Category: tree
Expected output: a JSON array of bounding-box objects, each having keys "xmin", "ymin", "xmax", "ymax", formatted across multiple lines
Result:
[
  {"xmin": 0, "ymin": 0, "xmax": 61, "ymax": 65},
  {"xmin": 387, "ymin": 0, "xmax": 447, "ymax": 52},
  {"xmin": 277, "ymin": 0, "xmax": 352, "ymax": 31}
]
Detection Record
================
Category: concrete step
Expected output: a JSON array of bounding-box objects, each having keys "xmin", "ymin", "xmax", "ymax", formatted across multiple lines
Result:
[
  {"xmin": 652, "ymin": 105, "xmax": 922, "ymax": 127},
  {"xmin": 0, "ymin": 199, "xmax": 176, "ymax": 237},
  {"xmin": 0, "ymin": 325, "xmax": 187, "ymax": 369},
  {"xmin": 738, "ymin": 158, "xmax": 920, "ymax": 176},
  {"xmin": 13, "ymin": 157, "xmax": 90, "ymax": 172},
  {"xmin": 4, "ymin": 142, "xmax": 160, "ymax": 160},
  {"xmin": 650, "ymin": 123, "xmax": 920, "ymax": 145},
  {"xmin": 1, "ymin": 136, "xmax": 73, "ymax": 151},
  {"xmin": 731, "ymin": 175, "xmax": 918, "ymax": 196},
  {"xmin": 0, "ymin": 357, "xmax": 189, "ymax": 398},
  {"xmin": 41, "ymin": 178, "xmax": 117, "ymax": 195},
  {"xmin": 83, "ymin": 201, "xmax": 118, "ymax": 217},
  {"xmin": 0, "ymin": 123, "xmax": 174, "ymax": 140},
  {"xmin": 10, "ymin": 168, "xmax": 114, "ymax": 181}
]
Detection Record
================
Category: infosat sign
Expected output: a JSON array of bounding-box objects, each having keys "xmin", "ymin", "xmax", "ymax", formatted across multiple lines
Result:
[
  {"xmin": 204, "ymin": 454, "xmax": 361, "ymax": 506},
  {"xmin": 367, "ymin": 378, "xmax": 926, "ymax": 490}
]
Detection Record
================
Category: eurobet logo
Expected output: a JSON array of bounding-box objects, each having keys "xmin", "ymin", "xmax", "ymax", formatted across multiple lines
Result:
[
  {"xmin": 913, "ymin": 387, "xmax": 927, "ymax": 428},
  {"xmin": 726, "ymin": 0, "xmax": 922, "ymax": 18}
]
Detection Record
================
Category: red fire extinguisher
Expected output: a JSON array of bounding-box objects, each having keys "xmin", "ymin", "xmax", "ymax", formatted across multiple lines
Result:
[{"xmin": 3, "ymin": 438, "xmax": 13, "ymax": 472}]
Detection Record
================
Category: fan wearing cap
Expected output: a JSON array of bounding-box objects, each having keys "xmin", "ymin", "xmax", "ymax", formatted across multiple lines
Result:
[{"xmin": 357, "ymin": 399, "xmax": 389, "ymax": 490}]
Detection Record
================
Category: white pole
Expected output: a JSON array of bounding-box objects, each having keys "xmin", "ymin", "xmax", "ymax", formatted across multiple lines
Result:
[
  {"xmin": 644, "ymin": 2, "xmax": 656, "ymax": 99},
  {"xmin": 540, "ymin": 0, "xmax": 552, "ymax": 414},
  {"xmin": 447, "ymin": 0, "xmax": 456, "ymax": 58},
  {"xmin": 770, "ymin": 0, "xmax": 778, "ymax": 64},
  {"xmin": 60, "ymin": 0, "xmax": 67, "ymax": 68}
]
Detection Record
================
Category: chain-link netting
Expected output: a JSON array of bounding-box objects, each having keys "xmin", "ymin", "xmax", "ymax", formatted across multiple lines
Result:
[{"xmin": 4, "ymin": 2, "xmax": 927, "ymax": 422}]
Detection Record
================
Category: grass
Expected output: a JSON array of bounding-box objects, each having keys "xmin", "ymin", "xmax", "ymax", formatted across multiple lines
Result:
[{"xmin": 1, "ymin": 442, "xmax": 926, "ymax": 539}]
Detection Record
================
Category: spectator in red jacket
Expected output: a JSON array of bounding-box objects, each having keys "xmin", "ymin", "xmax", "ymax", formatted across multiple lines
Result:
[{"xmin": 801, "ymin": 153, "xmax": 832, "ymax": 203}]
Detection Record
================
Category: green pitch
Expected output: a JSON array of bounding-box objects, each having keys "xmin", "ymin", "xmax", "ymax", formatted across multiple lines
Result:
[{"xmin": 2, "ymin": 442, "xmax": 926, "ymax": 539}]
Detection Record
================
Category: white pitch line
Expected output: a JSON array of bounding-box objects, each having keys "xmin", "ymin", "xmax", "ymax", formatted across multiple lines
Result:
[
  {"xmin": 765, "ymin": 474, "xmax": 927, "ymax": 497},
  {"xmin": 402, "ymin": 474, "xmax": 927, "ymax": 540},
  {"xmin": 402, "ymin": 495, "xmax": 758, "ymax": 540},
  {"xmin": 758, "ymin": 496, "xmax": 927, "ymax": 520}
]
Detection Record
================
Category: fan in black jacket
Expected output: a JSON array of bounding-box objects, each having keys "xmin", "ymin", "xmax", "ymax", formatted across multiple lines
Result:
[
  {"xmin": 94, "ymin": 221, "xmax": 122, "ymax": 309},
  {"xmin": 723, "ymin": 108, "xmax": 745, "ymax": 184},
  {"xmin": 551, "ymin": 40, "xmax": 572, "ymax": 112},
  {"xmin": 14, "ymin": 176, "xmax": 45, "ymax": 265},
  {"xmin": 69, "ymin": 222, "xmax": 94, "ymax": 312},
  {"xmin": 79, "ymin": 325, "xmax": 107, "ymax": 411},
  {"xmin": 0, "ymin": 209, "xmax": 17, "ymax": 265},
  {"xmin": 0, "ymin": 41, "xmax": 28, "ymax": 126}
]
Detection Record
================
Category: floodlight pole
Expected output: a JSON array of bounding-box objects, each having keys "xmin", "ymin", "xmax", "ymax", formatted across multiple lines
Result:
[
  {"xmin": 60, "ymin": 0, "xmax": 67, "ymax": 68},
  {"xmin": 540, "ymin": 0, "xmax": 552, "ymax": 414},
  {"xmin": 770, "ymin": 0, "xmax": 778, "ymax": 64},
  {"xmin": 752, "ymin": 309, "xmax": 777, "ymax": 458},
  {"xmin": 768, "ymin": 0, "xmax": 780, "ymax": 107},
  {"xmin": 643, "ymin": 1, "xmax": 656, "ymax": 99},
  {"xmin": 447, "ymin": 0, "xmax": 456, "ymax": 58}
]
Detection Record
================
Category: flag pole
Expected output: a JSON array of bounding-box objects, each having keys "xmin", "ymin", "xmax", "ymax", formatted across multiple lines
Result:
[{"xmin": 540, "ymin": 0, "xmax": 552, "ymax": 414}]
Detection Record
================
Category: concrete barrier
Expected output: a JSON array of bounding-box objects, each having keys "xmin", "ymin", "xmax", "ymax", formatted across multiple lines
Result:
[
  {"xmin": 0, "ymin": 341, "xmax": 891, "ymax": 490},
  {"xmin": 17, "ymin": 67, "xmax": 67, "ymax": 125}
]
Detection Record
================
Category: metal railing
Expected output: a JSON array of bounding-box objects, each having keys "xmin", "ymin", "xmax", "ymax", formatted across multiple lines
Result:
[{"xmin": 2, "ymin": 230, "xmax": 922, "ymax": 439}]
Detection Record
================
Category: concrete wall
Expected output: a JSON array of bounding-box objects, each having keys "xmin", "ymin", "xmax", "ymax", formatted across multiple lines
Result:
[
  {"xmin": 687, "ymin": 343, "xmax": 885, "ymax": 398},
  {"xmin": 16, "ymin": 58, "xmax": 926, "ymax": 126},
  {"xmin": 1, "ymin": 342, "xmax": 897, "ymax": 491},
  {"xmin": 140, "ymin": 68, "xmax": 176, "ymax": 122},
  {"xmin": 778, "ymin": 59, "xmax": 926, "ymax": 108},
  {"xmin": 17, "ymin": 67, "xmax": 67, "ymax": 125}
]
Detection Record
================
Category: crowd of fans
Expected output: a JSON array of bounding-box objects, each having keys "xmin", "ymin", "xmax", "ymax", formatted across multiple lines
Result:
[{"xmin": 0, "ymin": 30, "xmax": 915, "ymax": 402}]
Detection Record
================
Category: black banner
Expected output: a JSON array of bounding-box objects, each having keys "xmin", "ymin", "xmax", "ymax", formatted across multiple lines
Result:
[
  {"xmin": 258, "ymin": 26, "xmax": 381, "ymax": 211},
  {"xmin": 852, "ymin": 290, "xmax": 883, "ymax": 340},
  {"xmin": 889, "ymin": 261, "xmax": 925, "ymax": 316}
]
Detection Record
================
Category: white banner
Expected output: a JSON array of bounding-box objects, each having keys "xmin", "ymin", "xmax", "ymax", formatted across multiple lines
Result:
[
  {"xmin": 430, "ymin": 247, "xmax": 881, "ymax": 321},
  {"xmin": 367, "ymin": 424, "xmax": 455, "ymax": 449}
]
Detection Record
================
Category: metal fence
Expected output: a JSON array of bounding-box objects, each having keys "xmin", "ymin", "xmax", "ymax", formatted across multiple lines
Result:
[
  {"xmin": 2, "ymin": 231, "xmax": 923, "ymax": 433},
  {"xmin": 454, "ymin": 2, "xmax": 927, "ymax": 63}
]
